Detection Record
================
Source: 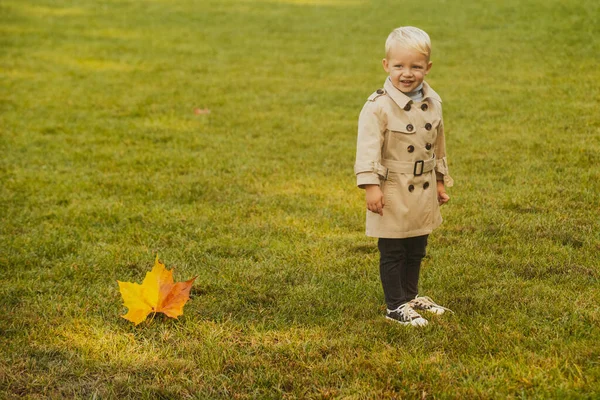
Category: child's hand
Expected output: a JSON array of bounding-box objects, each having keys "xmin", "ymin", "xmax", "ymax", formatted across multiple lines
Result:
[
  {"xmin": 365, "ymin": 185, "xmax": 385, "ymax": 216},
  {"xmin": 437, "ymin": 180, "xmax": 450, "ymax": 205}
]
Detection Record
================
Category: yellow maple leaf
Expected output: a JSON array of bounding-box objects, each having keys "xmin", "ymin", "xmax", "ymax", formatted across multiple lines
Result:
[{"xmin": 117, "ymin": 256, "xmax": 197, "ymax": 325}]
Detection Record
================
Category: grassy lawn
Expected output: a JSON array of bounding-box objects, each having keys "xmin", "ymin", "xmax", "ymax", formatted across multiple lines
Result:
[{"xmin": 1, "ymin": 0, "xmax": 599, "ymax": 398}]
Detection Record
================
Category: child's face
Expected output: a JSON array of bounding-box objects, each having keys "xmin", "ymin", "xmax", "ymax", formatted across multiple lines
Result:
[{"xmin": 382, "ymin": 45, "xmax": 432, "ymax": 93}]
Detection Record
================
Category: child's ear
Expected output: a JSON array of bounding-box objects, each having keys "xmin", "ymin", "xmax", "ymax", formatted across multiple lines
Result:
[
  {"xmin": 382, "ymin": 58, "xmax": 390, "ymax": 73},
  {"xmin": 425, "ymin": 61, "xmax": 433, "ymax": 75}
]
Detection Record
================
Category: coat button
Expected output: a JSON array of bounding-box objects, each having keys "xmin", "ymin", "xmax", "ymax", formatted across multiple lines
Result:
[
  {"xmin": 406, "ymin": 124, "xmax": 414, "ymax": 132},
  {"xmin": 376, "ymin": 89, "xmax": 384, "ymax": 94},
  {"xmin": 407, "ymin": 145, "xmax": 415, "ymax": 153},
  {"xmin": 421, "ymin": 104, "xmax": 428, "ymax": 111},
  {"xmin": 425, "ymin": 123, "xmax": 432, "ymax": 131},
  {"xmin": 404, "ymin": 104, "xmax": 411, "ymax": 111},
  {"xmin": 423, "ymin": 182, "xmax": 430, "ymax": 189},
  {"xmin": 425, "ymin": 143, "xmax": 432, "ymax": 150},
  {"xmin": 408, "ymin": 184, "xmax": 415, "ymax": 192}
]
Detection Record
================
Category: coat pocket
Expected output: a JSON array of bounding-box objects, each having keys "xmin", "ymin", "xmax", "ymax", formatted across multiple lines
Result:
[
  {"xmin": 388, "ymin": 122, "xmax": 416, "ymax": 136},
  {"xmin": 385, "ymin": 122, "xmax": 417, "ymax": 161}
]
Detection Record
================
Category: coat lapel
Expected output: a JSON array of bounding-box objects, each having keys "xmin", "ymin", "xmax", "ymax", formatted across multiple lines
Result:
[
  {"xmin": 383, "ymin": 78, "xmax": 442, "ymax": 107},
  {"xmin": 384, "ymin": 78, "xmax": 411, "ymax": 109}
]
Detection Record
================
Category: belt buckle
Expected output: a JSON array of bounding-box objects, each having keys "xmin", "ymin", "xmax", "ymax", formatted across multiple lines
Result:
[{"xmin": 413, "ymin": 160, "xmax": 424, "ymax": 176}]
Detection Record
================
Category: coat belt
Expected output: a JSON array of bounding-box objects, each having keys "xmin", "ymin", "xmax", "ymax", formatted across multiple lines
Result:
[
  {"xmin": 381, "ymin": 158, "xmax": 436, "ymax": 178},
  {"xmin": 354, "ymin": 158, "xmax": 435, "ymax": 180}
]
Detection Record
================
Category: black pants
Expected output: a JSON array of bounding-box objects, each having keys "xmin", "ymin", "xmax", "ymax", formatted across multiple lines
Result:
[{"xmin": 378, "ymin": 235, "xmax": 428, "ymax": 310}]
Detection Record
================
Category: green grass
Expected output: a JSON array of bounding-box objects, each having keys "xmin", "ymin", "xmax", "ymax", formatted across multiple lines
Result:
[{"xmin": 1, "ymin": 0, "xmax": 600, "ymax": 398}]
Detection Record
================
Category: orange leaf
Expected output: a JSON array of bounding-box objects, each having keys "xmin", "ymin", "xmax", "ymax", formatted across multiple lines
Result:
[{"xmin": 117, "ymin": 256, "xmax": 197, "ymax": 325}]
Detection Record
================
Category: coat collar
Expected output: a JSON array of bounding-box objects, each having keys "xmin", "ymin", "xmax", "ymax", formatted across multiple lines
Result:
[{"xmin": 383, "ymin": 78, "xmax": 442, "ymax": 108}]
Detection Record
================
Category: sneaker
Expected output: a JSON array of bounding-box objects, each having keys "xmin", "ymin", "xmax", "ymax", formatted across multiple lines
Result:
[
  {"xmin": 409, "ymin": 296, "xmax": 453, "ymax": 315},
  {"xmin": 386, "ymin": 303, "xmax": 428, "ymax": 327}
]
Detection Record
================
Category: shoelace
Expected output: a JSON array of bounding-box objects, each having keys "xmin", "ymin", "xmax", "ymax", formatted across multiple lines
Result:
[
  {"xmin": 411, "ymin": 296, "xmax": 454, "ymax": 314},
  {"xmin": 390, "ymin": 304, "xmax": 423, "ymax": 320}
]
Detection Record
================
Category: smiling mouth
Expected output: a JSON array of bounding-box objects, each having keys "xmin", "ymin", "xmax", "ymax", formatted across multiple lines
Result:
[{"xmin": 400, "ymin": 80, "xmax": 413, "ymax": 84}]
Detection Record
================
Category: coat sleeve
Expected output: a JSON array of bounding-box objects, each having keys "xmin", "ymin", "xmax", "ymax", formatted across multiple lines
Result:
[
  {"xmin": 434, "ymin": 116, "xmax": 454, "ymax": 187},
  {"xmin": 354, "ymin": 100, "xmax": 387, "ymax": 188}
]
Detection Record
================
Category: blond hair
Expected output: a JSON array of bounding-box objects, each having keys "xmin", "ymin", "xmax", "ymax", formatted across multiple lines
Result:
[{"xmin": 385, "ymin": 26, "xmax": 431, "ymax": 59}]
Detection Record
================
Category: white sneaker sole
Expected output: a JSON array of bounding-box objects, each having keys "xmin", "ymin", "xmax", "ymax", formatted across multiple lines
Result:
[{"xmin": 386, "ymin": 315, "xmax": 428, "ymax": 327}]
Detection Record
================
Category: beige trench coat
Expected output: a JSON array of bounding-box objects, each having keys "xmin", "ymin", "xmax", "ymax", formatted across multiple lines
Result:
[{"xmin": 354, "ymin": 78, "xmax": 454, "ymax": 238}]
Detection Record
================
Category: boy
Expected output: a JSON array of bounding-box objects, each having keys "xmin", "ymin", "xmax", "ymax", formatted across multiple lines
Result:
[{"xmin": 354, "ymin": 27, "xmax": 454, "ymax": 327}]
